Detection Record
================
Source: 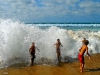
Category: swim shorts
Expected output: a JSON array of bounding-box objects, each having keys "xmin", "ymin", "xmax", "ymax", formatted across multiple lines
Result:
[
  {"xmin": 78, "ymin": 54, "xmax": 84, "ymax": 64},
  {"xmin": 31, "ymin": 52, "xmax": 36, "ymax": 59},
  {"xmin": 56, "ymin": 49, "xmax": 60, "ymax": 56}
]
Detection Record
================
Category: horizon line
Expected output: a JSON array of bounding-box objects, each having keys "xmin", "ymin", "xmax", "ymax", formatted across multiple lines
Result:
[{"xmin": 25, "ymin": 22, "xmax": 100, "ymax": 24}]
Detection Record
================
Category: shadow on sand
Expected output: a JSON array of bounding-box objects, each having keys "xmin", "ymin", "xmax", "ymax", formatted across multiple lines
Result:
[
  {"xmin": 89, "ymin": 68, "xmax": 100, "ymax": 72},
  {"xmin": 85, "ymin": 68, "xmax": 100, "ymax": 72}
]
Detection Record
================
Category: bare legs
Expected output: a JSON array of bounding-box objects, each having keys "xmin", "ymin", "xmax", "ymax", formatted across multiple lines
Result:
[
  {"xmin": 30, "ymin": 54, "xmax": 36, "ymax": 66},
  {"xmin": 80, "ymin": 63, "xmax": 84, "ymax": 72},
  {"xmin": 57, "ymin": 51, "xmax": 61, "ymax": 62},
  {"xmin": 31, "ymin": 58, "xmax": 35, "ymax": 66}
]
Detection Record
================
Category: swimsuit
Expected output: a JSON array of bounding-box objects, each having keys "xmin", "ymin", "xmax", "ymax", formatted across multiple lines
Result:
[
  {"xmin": 56, "ymin": 48, "xmax": 60, "ymax": 56},
  {"xmin": 78, "ymin": 54, "xmax": 84, "ymax": 64},
  {"xmin": 31, "ymin": 52, "xmax": 36, "ymax": 59}
]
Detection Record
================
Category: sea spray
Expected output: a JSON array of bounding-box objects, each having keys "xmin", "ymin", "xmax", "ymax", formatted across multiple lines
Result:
[{"xmin": 0, "ymin": 19, "xmax": 100, "ymax": 68}]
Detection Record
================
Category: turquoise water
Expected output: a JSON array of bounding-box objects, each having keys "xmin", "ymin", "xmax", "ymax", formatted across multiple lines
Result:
[{"xmin": 27, "ymin": 24, "xmax": 100, "ymax": 31}]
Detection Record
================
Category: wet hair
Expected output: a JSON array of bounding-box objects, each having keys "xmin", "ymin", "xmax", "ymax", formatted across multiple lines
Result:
[
  {"xmin": 84, "ymin": 38, "xmax": 86, "ymax": 39},
  {"xmin": 84, "ymin": 40, "xmax": 89, "ymax": 45},
  {"xmin": 32, "ymin": 42, "xmax": 35, "ymax": 44},
  {"xmin": 82, "ymin": 38, "xmax": 86, "ymax": 42},
  {"xmin": 57, "ymin": 39, "xmax": 60, "ymax": 41}
]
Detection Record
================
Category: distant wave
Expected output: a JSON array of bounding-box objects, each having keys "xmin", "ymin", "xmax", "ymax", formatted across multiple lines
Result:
[{"xmin": 27, "ymin": 24, "xmax": 100, "ymax": 27}]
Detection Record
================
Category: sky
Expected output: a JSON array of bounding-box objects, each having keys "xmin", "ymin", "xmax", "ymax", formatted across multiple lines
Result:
[{"xmin": 0, "ymin": 0, "xmax": 100, "ymax": 23}]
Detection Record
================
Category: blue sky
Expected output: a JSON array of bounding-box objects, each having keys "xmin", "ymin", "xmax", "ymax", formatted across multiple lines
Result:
[{"xmin": 0, "ymin": 0, "xmax": 100, "ymax": 23}]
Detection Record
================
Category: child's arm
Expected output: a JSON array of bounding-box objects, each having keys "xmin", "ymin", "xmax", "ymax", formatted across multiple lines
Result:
[
  {"xmin": 29, "ymin": 45, "xmax": 33, "ymax": 54},
  {"xmin": 61, "ymin": 43, "xmax": 63, "ymax": 47},
  {"xmin": 29, "ymin": 45, "xmax": 31, "ymax": 53},
  {"xmin": 60, "ymin": 44, "xmax": 63, "ymax": 47},
  {"xmin": 86, "ymin": 47, "xmax": 91, "ymax": 59},
  {"xmin": 54, "ymin": 43, "xmax": 56, "ymax": 45},
  {"xmin": 36, "ymin": 46, "xmax": 40, "ymax": 51},
  {"xmin": 60, "ymin": 42, "xmax": 63, "ymax": 47},
  {"xmin": 29, "ymin": 48, "xmax": 32, "ymax": 57}
]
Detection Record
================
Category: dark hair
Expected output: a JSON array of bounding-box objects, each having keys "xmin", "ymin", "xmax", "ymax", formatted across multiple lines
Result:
[
  {"xmin": 84, "ymin": 40, "xmax": 89, "ymax": 45},
  {"xmin": 57, "ymin": 39, "xmax": 60, "ymax": 41},
  {"xmin": 32, "ymin": 42, "xmax": 35, "ymax": 44},
  {"xmin": 84, "ymin": 38, "xmax": 86, "ymax": 39}
]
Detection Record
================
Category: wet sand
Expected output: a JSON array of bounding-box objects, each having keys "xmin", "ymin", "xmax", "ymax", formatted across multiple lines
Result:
[{"xmin": 0, "ymin": 54, "xmax": 100, "ymax": 75}]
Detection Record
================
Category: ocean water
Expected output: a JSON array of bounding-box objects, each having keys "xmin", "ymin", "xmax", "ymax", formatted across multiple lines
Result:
[
  {"xmin": 28, "ymin": 24, "xmax": 100, "ymax": 32},
  {"xmin": 0, "ymin": 19, "xmax": 100, "ymax": 68}
]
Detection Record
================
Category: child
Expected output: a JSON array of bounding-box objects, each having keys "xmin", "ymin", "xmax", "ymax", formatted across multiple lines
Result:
[
  {"xmin": 78, "ymin": 40, "xmax": 91, "ymax": 72},
  {"xmin": 29, "ymin": 42, "xmax": 39, "ymax": 66},
  {"xmin": 54, "ymin": 39, "xmax": 63, "ymax": 62}
]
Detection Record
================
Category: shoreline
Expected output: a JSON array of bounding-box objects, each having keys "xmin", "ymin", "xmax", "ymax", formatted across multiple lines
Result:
[{"xmin": 0, "ymin": 54, "xmax": 100, "ymax": 75}]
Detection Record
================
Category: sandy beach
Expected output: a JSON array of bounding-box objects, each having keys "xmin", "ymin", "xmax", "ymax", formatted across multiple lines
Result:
[{"xmin": 0, "ymin": 54, "xmax": 100, "ymax": 75}]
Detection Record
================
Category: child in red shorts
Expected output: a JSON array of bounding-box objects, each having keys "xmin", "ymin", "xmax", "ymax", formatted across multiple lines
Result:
[{"xmin": 78, "ymin": 39, "xmax": 91, "ymax": 72}]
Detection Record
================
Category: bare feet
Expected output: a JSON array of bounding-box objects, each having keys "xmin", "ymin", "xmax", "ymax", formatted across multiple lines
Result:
[
  {"xmin": 80, "ymin": 70, "xmax": 83, "ymax": 73},
  {"xmin": 79, "ymin": 68, "xmax": 83, "ymax": 72}
]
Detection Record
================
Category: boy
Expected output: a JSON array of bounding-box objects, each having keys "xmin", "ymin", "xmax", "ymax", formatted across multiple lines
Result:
[
  {"xmin": 54, "ymin": 39, "xmax": 63, "ymax": 62},
  {"xmin": 78, "ymin": 40, "xmax": 91, "ymax": 72},
  {"xmin": 29, "ymin": 42, "xmax": 39, "ymax": 66}
]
